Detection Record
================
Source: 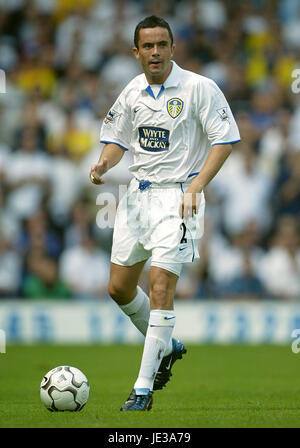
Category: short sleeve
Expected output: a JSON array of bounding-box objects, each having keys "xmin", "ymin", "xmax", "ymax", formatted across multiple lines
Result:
[
  {"xmin": 100, "ymin": 89, "xmax": 132, "ymax": 151},
  {"xmin": 198, "ymin": 79, "xmax": 241, "ymax": 147}
]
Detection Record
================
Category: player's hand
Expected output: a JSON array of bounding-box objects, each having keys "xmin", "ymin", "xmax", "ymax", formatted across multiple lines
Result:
[
  {"xmin": 89, "ymin": 158, "xmax": 108, "ymax": 185},
  {"xmin": 179, "ymin": 189, "xmax": 202, "ymax": 219}
]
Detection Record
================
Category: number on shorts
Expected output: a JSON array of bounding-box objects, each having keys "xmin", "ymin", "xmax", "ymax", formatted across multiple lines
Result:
[{"xmin": 180, "ymin": 222, "xmax": 187, "ymax": 244}]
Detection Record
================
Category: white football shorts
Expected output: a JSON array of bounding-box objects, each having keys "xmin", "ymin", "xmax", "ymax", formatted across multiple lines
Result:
[{"xmin": 110, "ymin": 177, "xmax": 205, "ymax": 276}]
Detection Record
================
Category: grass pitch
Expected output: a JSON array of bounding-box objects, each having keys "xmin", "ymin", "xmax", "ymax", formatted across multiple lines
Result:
[{"xmin": 0, "ymin": 344, "xmax": 299, "ymax": 428}]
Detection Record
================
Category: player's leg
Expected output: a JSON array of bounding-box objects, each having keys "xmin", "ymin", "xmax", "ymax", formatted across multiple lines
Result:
[
  {"xmin": 108, "ymin": 261, "xmax": 151, "ymax": 336},
  {"xmin": 149, "ymin": 264, "xmax": 187, "ymax": 391},
  {"xmin": 149, "ymin": 265, "xmax": 178, "ymax": 309},
  {"xmin": 108, "ymin": 261, "xmax": 174, "ymax": 352},
  {"xmin": 134, "ymin": 266, "xmax": 178, "ymax": 387},
  {"xmin": 121, "ymin": 266, "xmax": 182, "ymax": 411},
  {"xmin": 108, "ymin": 261, "xmax": 147, "ymax": 305}
]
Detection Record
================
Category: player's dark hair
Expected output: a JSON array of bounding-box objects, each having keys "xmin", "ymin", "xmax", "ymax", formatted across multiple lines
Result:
[{"xmin": 134, "ymin": 15, "xmax": 174, "ymax": 49}]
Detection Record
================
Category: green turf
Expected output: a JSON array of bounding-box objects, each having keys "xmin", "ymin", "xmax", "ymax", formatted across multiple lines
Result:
[{"xmin": 0, "ymin": 344, "xmax": 299, "ymax": 428}]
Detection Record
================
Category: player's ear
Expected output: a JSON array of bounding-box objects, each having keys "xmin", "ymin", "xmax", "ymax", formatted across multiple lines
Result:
[
  {"xmin": 171, "ymin": 44, "xmax": 176, "ymax": 58},
  {"xmin": 133, "ymin": 47, "xmax": 139, "ymax": 60}
]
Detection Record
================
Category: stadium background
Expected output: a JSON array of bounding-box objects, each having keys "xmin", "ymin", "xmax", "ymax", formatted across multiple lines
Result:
[{"xmin": 0, "ymin": 0, "xmax": 299, "ymax": 346}]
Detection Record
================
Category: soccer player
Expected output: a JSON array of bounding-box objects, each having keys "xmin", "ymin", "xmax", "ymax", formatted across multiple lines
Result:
[{"xmin": 90, "ymin": 15, "xmax": 240, "ymax": 411}]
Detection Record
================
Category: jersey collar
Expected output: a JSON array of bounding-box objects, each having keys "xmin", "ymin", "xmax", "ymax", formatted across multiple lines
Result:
[{"xmin": 140, "ymin": 61, "xmax": 182, "ymax": 93}]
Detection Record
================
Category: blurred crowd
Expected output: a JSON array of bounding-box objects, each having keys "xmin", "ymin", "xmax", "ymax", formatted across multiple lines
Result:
[{"xmin": 0, "ymin": 0, "xmax": 299, "ymax": 301}]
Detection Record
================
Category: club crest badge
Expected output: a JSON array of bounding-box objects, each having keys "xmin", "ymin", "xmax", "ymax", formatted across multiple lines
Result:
[{"xmin": 167, "ymin": 98, "xmax": 184, "ymax": 119}]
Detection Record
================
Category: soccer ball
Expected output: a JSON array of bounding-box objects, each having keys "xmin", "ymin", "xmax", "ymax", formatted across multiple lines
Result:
[{"xmin": 40, "ymin": 366, "xmax": 90, "ymax": 412}]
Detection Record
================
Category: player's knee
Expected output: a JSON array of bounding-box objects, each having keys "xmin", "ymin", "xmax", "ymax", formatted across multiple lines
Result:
[
  {"xmin": 108, "ymin": 282, "xmax": 123, "ymax": 302},
  {"xmin": 108, "ymin": 281, "xmax": 135, "ymax": 304},
  {"xmin": 150, "ymin": 284, "xmax": 172, "ymax": 309}
]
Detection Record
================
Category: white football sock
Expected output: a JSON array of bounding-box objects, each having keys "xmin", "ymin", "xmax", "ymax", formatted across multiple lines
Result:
[
  {"xmin": 134, "ymin": 309, "xmax": 176, "ymax": 392},
  {"xmin": 119, "ymin": 287, "xmax": 173, "ymax": 356}
]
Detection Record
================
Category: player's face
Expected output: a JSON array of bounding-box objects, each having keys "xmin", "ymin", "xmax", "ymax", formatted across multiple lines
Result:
[{"xmin": 133, "ymin": 27, "xmax": 175, "ymax": 84}]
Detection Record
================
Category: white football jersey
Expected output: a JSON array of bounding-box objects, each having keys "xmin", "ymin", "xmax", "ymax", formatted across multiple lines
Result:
[{"xmin": 100, "ymin": 61, "xmax": 240, "ymax": 183}]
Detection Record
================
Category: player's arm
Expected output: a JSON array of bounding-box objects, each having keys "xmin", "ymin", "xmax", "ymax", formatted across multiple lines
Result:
[
  {"xmin": 179, "ymin": 144, "xmax": 232, "ymax": 218},
  {"xmin": 89, "ymin": 143, "xmax": 126, "ymax": 185}
]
